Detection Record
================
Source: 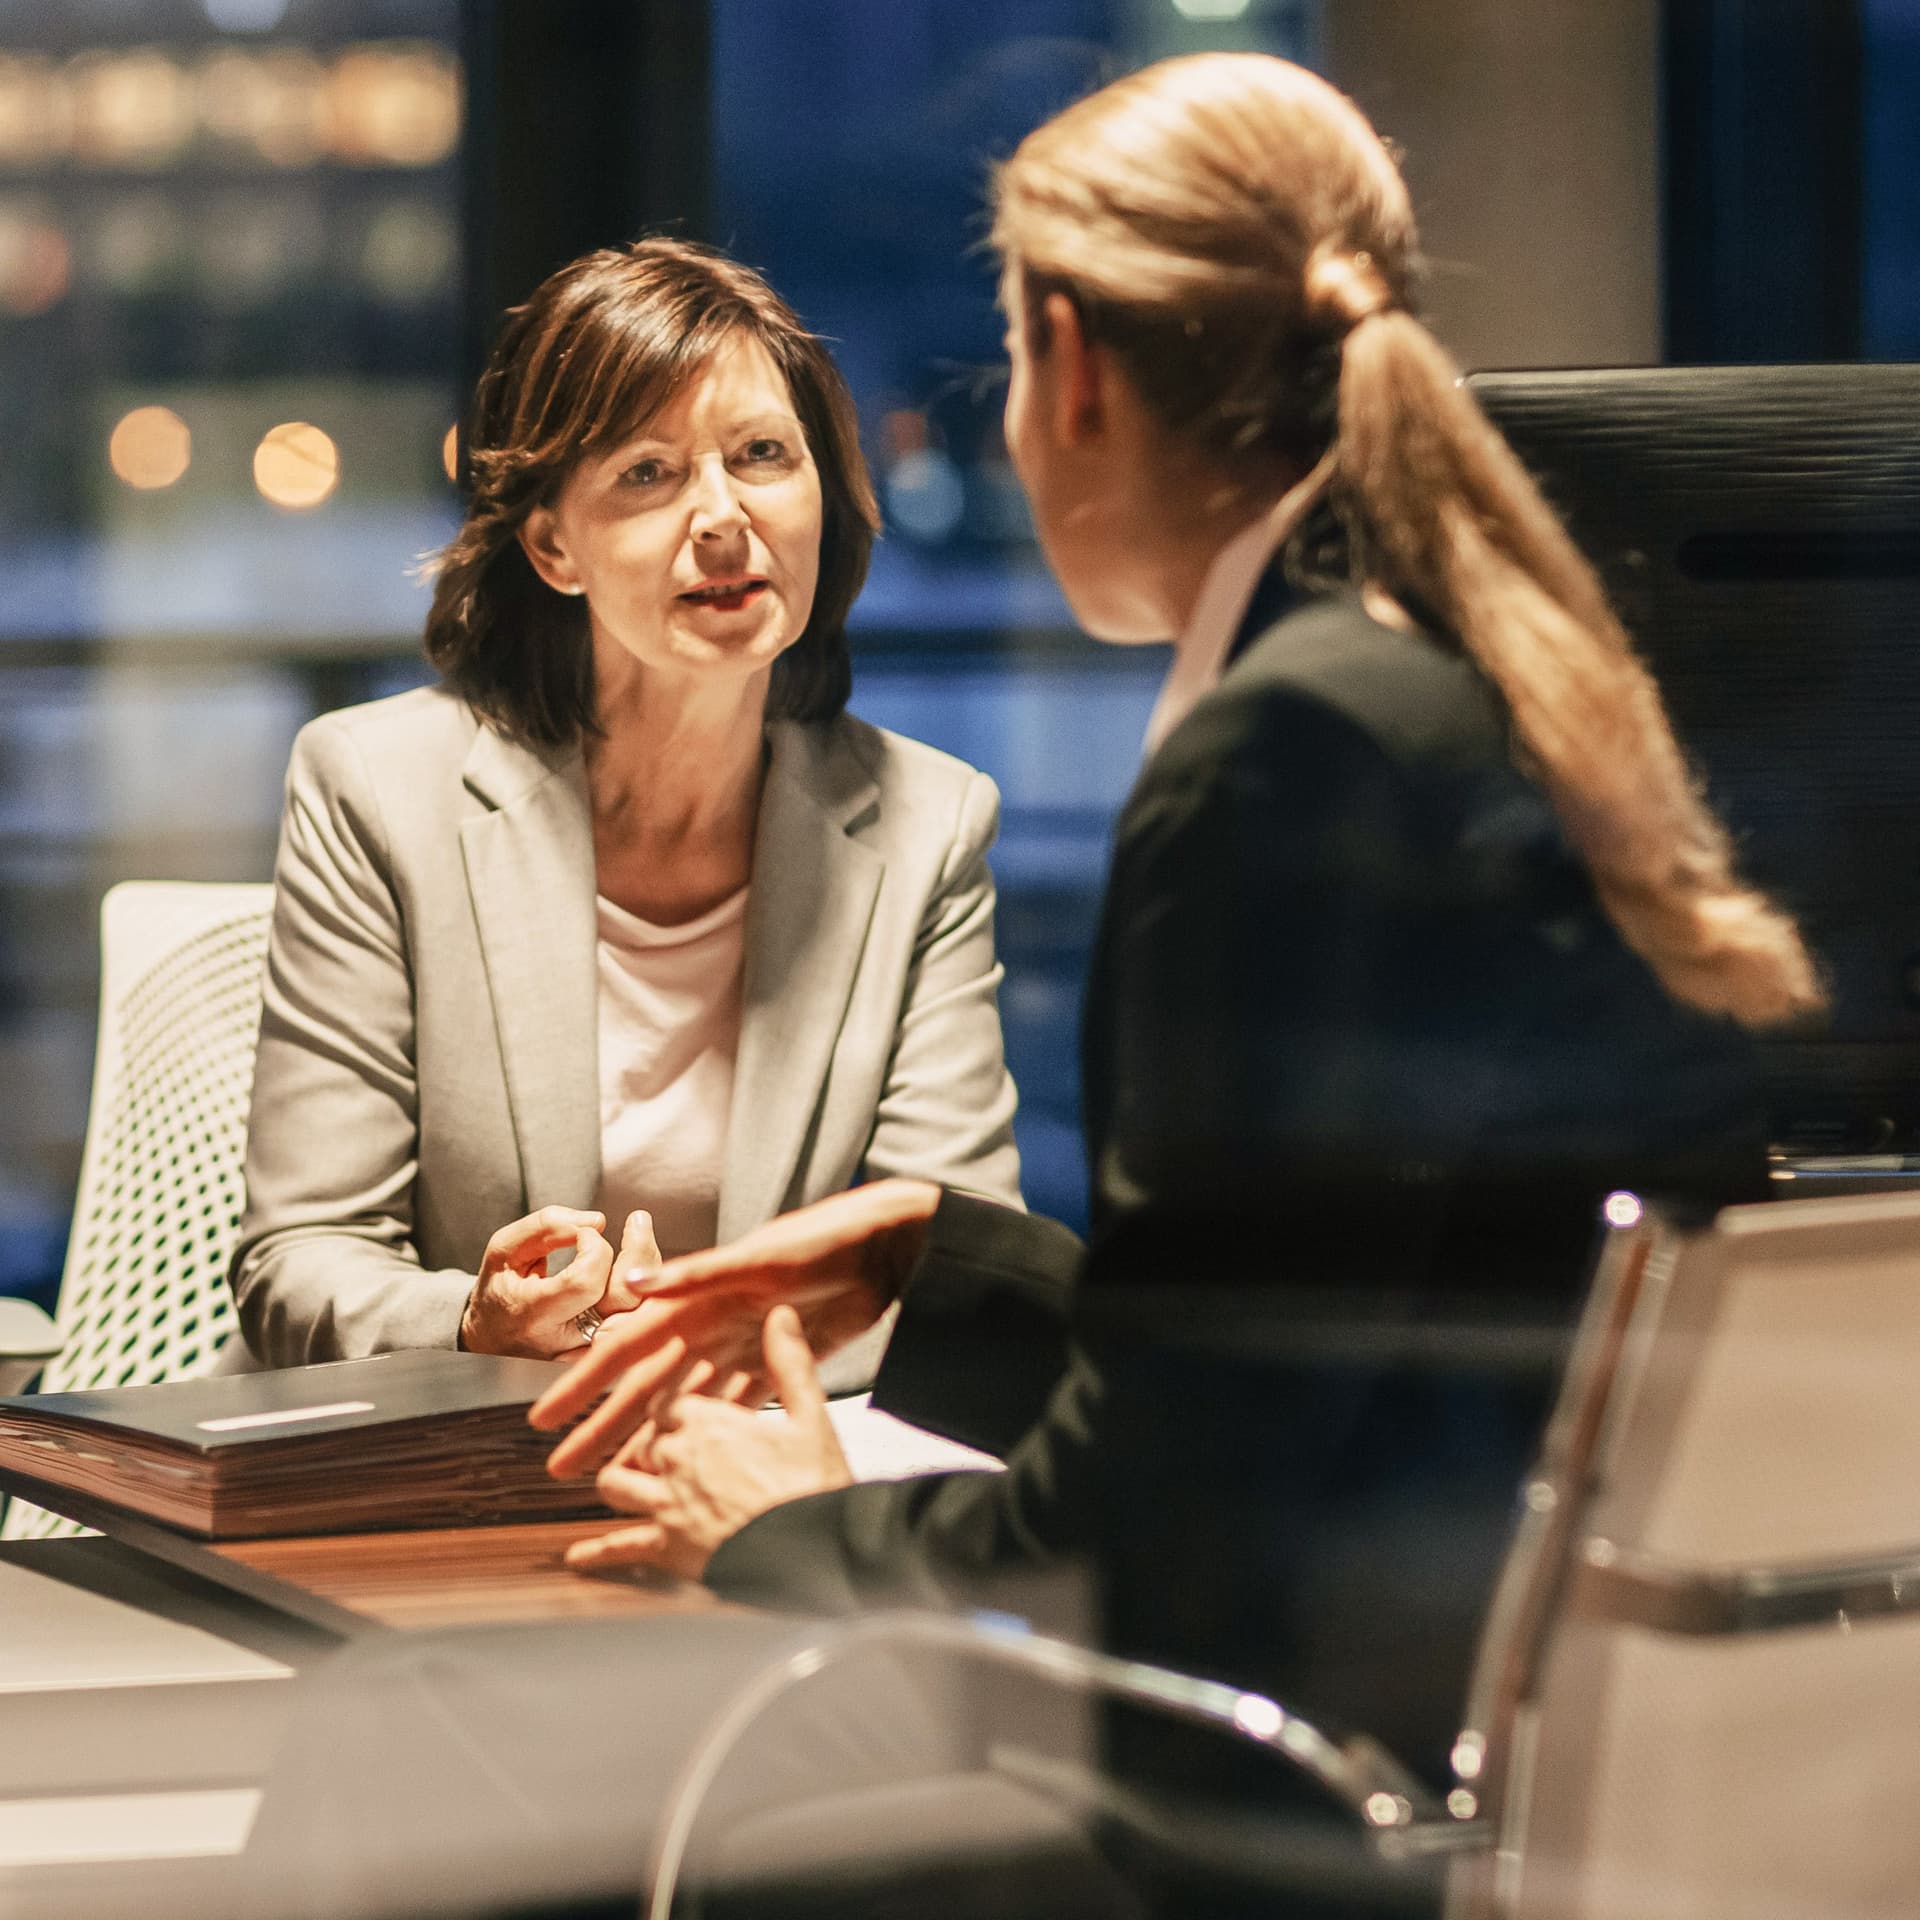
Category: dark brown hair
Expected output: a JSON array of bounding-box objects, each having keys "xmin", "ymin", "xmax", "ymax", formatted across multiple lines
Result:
[{"xmin": 426, "ymin": 237, "xmax": 880, "ymax": 745}]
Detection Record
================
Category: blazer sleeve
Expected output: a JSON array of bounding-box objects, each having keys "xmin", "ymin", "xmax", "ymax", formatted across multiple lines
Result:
[
  {"xmin": 703, "ymin": 691, "xmax": 1424, "ymax": 1618},
  {"xmin": 229, "ymin": 716, "xmax": 476, "ymax": 1365},
  {"xmin": 855, "ymin": 768, "xmax": 1022, "ymax": 1207},
  {"xmin": 869, "ymin": 1188, "xmax": 1084, "ymax": 1454}
]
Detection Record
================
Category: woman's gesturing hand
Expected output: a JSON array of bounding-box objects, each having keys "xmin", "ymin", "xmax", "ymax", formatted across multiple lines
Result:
[
  {"xmin": 460, "ymin": 1207, "xmax": 614, "ymax": 1358},
  {"xmin": 460, "ymin": 1206, "xmax": 666, "ymax": 1359},
  {"xmin": 530, "ymin": 1177, "xmax": 941, "ymax": 1478},
  {"xmin": 597, "ymin": 1208, "xmax": 665, "ymax": 1318},
  {"xmin": 563, "ymin": 1306, "xmax": 852, "ymax": 1580}
]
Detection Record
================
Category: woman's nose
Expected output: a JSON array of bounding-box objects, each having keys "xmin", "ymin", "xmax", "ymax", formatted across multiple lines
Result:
[{"xmin": 688, "ymin": 458, "xmax": 748, "ymax": 538}]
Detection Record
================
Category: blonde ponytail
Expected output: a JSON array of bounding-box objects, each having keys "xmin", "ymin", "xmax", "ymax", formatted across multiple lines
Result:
[
  {"xmin": 993, "ymin": 50, "xmax": 1823, "ymax": 1031},
  {"xmin": 1335, "ymin": 311, "xmax": 1822, "ymax": 1027}
]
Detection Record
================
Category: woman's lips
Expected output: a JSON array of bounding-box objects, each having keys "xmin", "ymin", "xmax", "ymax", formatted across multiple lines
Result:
[{"xmin": 679, "ymin": 579, "xmax": 768, "ymax": 614}]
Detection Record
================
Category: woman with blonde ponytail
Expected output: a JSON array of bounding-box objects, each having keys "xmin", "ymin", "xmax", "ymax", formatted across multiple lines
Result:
[{"xmin": 536, "ymin": 52, "xmax": 1816, "ymax": 1880}]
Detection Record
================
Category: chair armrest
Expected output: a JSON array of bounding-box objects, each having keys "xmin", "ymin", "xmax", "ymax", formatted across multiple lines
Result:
[
  {"xmin": 1576, "ymin": 1536, "xmax": 1920, "ymax": 1636},
  {"xmin": 647, "ymin": 1611, "xmax": 1485, "ymax": 1920},
  {"xmin": 0, "ymin": 1298, "xmax": 63, "ymax": 1396}
]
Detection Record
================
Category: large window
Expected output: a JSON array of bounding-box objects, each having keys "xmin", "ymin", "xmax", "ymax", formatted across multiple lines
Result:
[
  {"xmin": 0, "ymin": 0, "xmax": 1345, "ymax": 1309},
  {"xmin": 0, "ymin": 0, "xmax": 465, "ymax": 1304}
]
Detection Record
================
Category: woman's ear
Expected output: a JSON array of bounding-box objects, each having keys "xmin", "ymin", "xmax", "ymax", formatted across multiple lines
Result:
[
  {"xmin": 1040, "ymin": 290, "xmax": 1107, "ymax": 451},
  {"xmin": 518, "ymin": 505, "xmax": 583, "ymax": 597}
]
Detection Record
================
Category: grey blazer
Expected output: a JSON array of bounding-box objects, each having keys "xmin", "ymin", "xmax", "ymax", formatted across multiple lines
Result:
[{"xmin": 231, "ymin": 685, "xmax": 1022, "ymax": 1375}]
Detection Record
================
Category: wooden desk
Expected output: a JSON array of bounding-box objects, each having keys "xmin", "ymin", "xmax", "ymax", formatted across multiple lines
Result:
[
  {"xmin": 1, "ymin": 1466, "xmax": 717, "ymax": 1636},
  {"xmin": 1, "ymin": 1392, "xmax": 983, "ymax": 1637},
  {"xmin": 215, "ymin": 1518, "xmax": 722, "ymax": 1632}
]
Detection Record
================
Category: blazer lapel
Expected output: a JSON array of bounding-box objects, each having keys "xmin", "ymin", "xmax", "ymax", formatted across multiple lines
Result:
[
  {"xmin": 719, "ymin": 723, "xmax": 882, "ymax": 1239},
  {"xmin": 459, "ymin": 725, "xmax": 602, "ymax": 1213}
]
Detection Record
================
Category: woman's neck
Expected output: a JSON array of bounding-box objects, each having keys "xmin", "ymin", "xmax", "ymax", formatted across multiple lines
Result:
[
  {"xmin": 1156, "ymin": 450, "xmax": 1337, "ymax": 634},
  {"xmin": 1121, "ymin": 454, "xmax": 1315, "ymax": 640},
  {"xmin": 585, "ymin": 661, "xmax": 771, "ymax": 925}
]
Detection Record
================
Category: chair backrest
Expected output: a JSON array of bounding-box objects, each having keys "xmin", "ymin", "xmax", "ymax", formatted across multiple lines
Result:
[
  {"xmin": 1441, "ymin": 1209, "xmax": 1661, "ymax": 1916},
  {"xmin": 1492, "ymin": 1189, "xmax": 1920, "ymax": 1920},
  {"xmin": 2, "ymin": 881, "xmax": 273, "ymax": 1541}
]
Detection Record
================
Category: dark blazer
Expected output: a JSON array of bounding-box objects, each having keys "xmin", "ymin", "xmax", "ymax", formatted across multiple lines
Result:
[{"xmin": 706, "ymin": 585, "xmax": 1767, "ymax": 1786}]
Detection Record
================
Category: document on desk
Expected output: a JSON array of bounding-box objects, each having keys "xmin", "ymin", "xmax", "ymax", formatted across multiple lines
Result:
[
  {"xmin": 817, "ymin": 1394, "xmax": 1005, "ymax": 1480},
  {"xmin": 0, "ymin": 1351, "xmax": 613, "ymax": 1539}
]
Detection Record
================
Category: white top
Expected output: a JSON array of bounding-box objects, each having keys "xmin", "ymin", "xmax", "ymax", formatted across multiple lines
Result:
[
  {"xmin": 594, "ymin": 886, "xmax": 748, "ymax": 1260},
  {"xmin": 1144, "ymin": 510, "xmax": 1282, "ymax": 756},
  {"xmin": 1141, "ymin": 446, "xmax": 1353, "ymax": 761},
  {"xmin": 1143, "ymin": 507, "xmax": 1290, "ymax": 760}
]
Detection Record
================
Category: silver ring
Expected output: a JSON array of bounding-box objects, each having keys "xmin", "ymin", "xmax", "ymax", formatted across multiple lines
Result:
[{"xmin": 574, "ymin": 1306, "xmax": 604, "ymax": 1345}]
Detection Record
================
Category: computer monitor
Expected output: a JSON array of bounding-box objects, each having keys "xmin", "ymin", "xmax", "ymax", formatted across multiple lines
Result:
[{"xmin": 1469, "ymin": 364, "xmax": 1920, "ymax": 1152}]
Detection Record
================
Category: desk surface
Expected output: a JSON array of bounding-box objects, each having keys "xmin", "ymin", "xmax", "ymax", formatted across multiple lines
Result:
[
  {"xmin": 0, "ymin": 1518, "xmax": 721, "ymax": 1905},
  {"xmin": 2, "ymin": 1467, "xmax": 718, "ymax": 1635},
  {"xmin": 2, "ymin": 1391, "xmax": 983, "ymax": 1638},
  {"xmin": 215, "ymin": 1517, "xmax": 721, "ymax": 1631}
]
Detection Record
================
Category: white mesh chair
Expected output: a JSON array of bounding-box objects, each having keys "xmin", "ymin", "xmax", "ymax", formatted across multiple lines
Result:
[
  {"xmin": 1460, "ymin": 1188, "xmax": 1920, "ymax": 1920},
  {"xmin": 1, "ymin": 881, "xmax": 274, "ymax": 1541}
]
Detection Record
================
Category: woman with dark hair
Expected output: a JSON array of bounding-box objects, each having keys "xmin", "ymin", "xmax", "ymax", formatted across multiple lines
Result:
[{"xmin": 230, "ymin": 237, "xmax": 1021, "ymax": 1371}]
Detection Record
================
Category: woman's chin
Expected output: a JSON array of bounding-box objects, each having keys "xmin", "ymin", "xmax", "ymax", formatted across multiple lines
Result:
[
  {"xmin": 662, "ymin": 617, "xmax": 798, "ymax": 678},
  {"xmin": 672, "ymin": 596, "xmax": 785, "ymax": 646}
]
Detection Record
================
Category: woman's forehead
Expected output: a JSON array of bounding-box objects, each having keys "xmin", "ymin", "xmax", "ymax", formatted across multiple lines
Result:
[{"xmin": 599, "ymin": 330, "xmax": 800, "ymax": 446}]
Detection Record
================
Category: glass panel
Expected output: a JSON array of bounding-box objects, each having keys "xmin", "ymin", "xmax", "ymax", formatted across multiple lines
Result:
[
  {"xmin": 0, "ymin": 0, "xmax": 462, "ymax": 1308},
  {"xmin": 711, "ymin": 0, "xmax": 1324, "ymax": 1227},
  {"xmin": 1863, "ymin": 0, "xmax": 1920, "ymax": 357}
]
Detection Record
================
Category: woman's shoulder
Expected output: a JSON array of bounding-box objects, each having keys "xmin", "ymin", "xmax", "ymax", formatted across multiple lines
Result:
[
  {"xmin": 1159, "ymin": 588, "xmax": 1510, "ymax": 794},
  {"xmin": 291, "ymin": 682, "xmax": 480, "ymax": 782},
  {"xmin": 1239, "ymin": 590, "xmax": 1507, "ymax": 763},
  {"xmin": 770, "ymin": 713, "xmax": 996, "ymax": 812}
]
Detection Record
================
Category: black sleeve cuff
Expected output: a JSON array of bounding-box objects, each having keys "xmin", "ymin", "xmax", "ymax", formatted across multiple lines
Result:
[
  {"xmin": 702, "ymin": 1472, "xmax": 989, "ymax": 1615},
  {"xmin": 869, "ymin": 1190, "xmax": 1084, "ymax": 1458}
]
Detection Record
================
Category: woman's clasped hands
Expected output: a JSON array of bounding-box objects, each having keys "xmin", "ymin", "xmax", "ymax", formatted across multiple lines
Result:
[{"xmin": 459, "ymin": 1205, "xmax": 664, "ymax": 1358}]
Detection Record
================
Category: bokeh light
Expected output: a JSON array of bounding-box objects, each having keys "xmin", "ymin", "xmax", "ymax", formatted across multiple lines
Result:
[
  {"xmin": 109, "ymin": 406, "xmax": 192, "ymax": 490},
  {"xmin": 0, "ymin": 56, "xmax": 72, "ymax": 168},
  {"xmin": 326, "ymin": 45, "xmax": 461, "ymax": 168},
  {"xmin": 253, "ymin": 421, "xmax": 339, "ymax": 510},
  {"xmin": 0, "ymin": 207, "xmax": 72, "ymax": 315},
  {"xmin": 67, "ymin": 50, "xmax": 196, "ymax": 171},
  {"xmin": 196, "ymin": 190, "xmax": 323, "ymax": 309},
  {"xmin": 195, "ymin": 48, "xmax": 327, "ymax": 168},
  {"xmin": 203, "ymin": 0, "xmax": 292, "ymax": 31},
  {"xmin": 1602, "ymin": 1190, "xmax": 1644, "ymax": 1229},
  {"xmin": 358, "ymin": 199, "xmax": 457, "ymax": 304},
  {"xmin": 885, "ymin": 446, "xmax": 965, "ymax": 544},
  {"xmin": 89, "ymin": 192, "xmax": 187, "ymax": 296}
]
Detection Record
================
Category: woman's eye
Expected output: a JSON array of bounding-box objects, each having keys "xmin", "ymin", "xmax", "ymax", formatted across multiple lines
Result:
[
  {"xmin": 742, "ymin": 438, "xmax": 788, "ymax": 465},
  {"xmin": 621, "ymin": 458, "xmax": 667, "ymax": 487}
]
